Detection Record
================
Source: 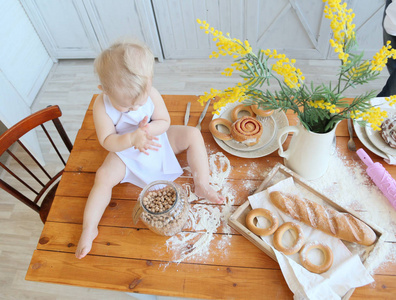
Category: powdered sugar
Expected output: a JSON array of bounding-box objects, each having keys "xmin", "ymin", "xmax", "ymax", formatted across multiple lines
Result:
[
  {"xmin": 208, "ymin": 152, "xmax": 231, "ymax": 190},
  {"xmin": 164, "ymin": 149, "xmax": 395, "ymax": 275},
  {"xmin": 310, "ymin": 151, "xmax": 396, "ymax": 273},
  {"xmin": 164, "ymin": 152, "xmax": 235, "ymax": 264}
]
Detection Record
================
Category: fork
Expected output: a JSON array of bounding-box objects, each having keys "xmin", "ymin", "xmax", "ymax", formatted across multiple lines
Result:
[
  {"xmin": 196, "ymin": 99, "xmax": 212, "ymax": 131},
  {"xmin": 347, "ymin": 118, "xmax": 357, "ymax": 151}
]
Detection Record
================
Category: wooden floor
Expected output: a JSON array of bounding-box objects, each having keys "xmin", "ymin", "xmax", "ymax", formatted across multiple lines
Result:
[{"xmin": 0, "ymin": 58, "xmax": 389, "ymax": 299}]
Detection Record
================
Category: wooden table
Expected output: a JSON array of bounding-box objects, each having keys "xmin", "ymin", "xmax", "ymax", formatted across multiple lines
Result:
[{"xmin": 26, "ymin": 95, "xmax": 396, "ymax": 299}]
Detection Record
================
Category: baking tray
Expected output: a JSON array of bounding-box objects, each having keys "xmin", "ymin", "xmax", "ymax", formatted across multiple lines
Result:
[{"xmin": 228, "ymin": 163, "xmax": 386, "ymax": 299}]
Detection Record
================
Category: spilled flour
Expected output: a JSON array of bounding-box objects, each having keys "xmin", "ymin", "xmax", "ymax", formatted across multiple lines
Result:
[
  {"xmin": 162, "ymin": 150, "xmax": 395, "ymax": 276},
  {"xmin": 164, "ymin": 152, "xmax": 234, "ymax": 265},
  {"xmin": 308, "ymin": 151, "xmax": 396, "ymax": 274}
]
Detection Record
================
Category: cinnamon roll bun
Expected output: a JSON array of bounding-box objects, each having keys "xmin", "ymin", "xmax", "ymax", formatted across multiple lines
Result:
[{"xmin": 231, "ymin": 116, "xmax": 263, "ymax": 146}]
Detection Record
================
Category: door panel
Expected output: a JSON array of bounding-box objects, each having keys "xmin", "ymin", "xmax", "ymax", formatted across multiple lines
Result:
[
  {"xmin": 153, "ymin": 0, "xmax": 384, "ymax": 60},
  {"xmin": 21, "ymin": 0, "xmax": 102, "ymax": 58},
  {"xmin": 83, "ymin": 0, "xmax": 163, "ymax": 60}
]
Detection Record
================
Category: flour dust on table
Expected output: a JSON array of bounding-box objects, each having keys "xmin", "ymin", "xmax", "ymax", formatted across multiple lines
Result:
[
  {"xmin": 309, "ymin": 150, "xmax": 396, "ymax": 274},
  {"xmin": 162, "ymin": 150, "xmax": 396, "ymax": 274},
  {"xmin": 162, "ymin": 152, "xmax": 235, "ymax": 266}
]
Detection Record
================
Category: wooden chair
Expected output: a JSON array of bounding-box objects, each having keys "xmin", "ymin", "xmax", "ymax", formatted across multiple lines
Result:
[{"xmin": 0, "ymin": 105, "xmax": 73, "ymax": 223}]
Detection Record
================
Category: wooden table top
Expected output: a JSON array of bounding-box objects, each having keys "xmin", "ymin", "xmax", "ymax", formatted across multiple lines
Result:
[{"xmin": 26, "ymin": 95, "xmax": 396, "ymax": 299}]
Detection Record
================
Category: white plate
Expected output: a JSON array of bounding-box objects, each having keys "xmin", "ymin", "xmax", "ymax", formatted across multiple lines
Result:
[
  {"xmin": 365, "ymin": 98, "xmax": 396, "ymax": 157},
  {"xmin": 353, "ymin": 121, "xmax": 387, "ymax": 159},
  {"xmin": 353, "ymin": 97, "xmax": 396, "ymax": 159},
  {"xmin": 215, "ymin": 105, "xmax": 276, "ymax": 152},
  {"xmin": 365, "ymin": 124, "xmax": 396, "ymax": 156},
  {"xmin": 211, "ymin": 102, "xmax": 289, "ymax": 158}
]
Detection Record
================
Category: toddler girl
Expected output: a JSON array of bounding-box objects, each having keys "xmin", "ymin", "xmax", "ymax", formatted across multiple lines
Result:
[{"xmin": 75, "ymin": 40, "xmax": 225, "ymax": 259}]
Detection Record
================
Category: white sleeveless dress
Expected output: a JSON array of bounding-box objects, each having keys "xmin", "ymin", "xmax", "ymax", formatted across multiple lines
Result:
[{"xmin": 103, "ymin": 94, "xmax": 183, "ymax": 188}]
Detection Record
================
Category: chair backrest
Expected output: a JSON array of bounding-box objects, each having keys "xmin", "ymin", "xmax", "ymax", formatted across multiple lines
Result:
[{"xmin": 0, "ymin": 105, "xmax": 72, "ymax": 222}]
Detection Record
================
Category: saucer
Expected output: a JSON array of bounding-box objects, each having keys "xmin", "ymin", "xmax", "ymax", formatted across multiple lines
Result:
[
  {"xmin": 353, "ymin": 121, "xmax": 387, "ymax": 159},
  {"xmin": 211, "ymin": 102, "xmax": 289, "ymax": 158},
  {"xmin": 365, "ymin": 125, "xmax": 396, "ymax": 156}
]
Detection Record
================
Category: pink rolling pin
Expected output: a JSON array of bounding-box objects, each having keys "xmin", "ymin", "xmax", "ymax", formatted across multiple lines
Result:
[{"xmin": 357, "ymin": 148, "xmax": 396, "ymax": 209}]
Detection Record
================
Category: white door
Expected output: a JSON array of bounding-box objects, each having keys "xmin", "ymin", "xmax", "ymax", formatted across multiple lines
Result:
[
  {"xmin": 21, "ymin": 0, "xmax": 102, "ymax": 59},
  {"xmin": 153, "ymin": 0, "xmax": 384, "ymax": 60},
  {"xmin": 253, "ymin": 0, "xmax": 331, "ymax": 59},
  {"xmin": 83, "ymin": 0, "xmax": 163, "ymax": 60},
  {"xmin": 329, "ymin": 0, "xmax": 384, "ymax": 59}
]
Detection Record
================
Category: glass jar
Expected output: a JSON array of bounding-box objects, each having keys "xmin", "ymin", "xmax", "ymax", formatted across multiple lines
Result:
[{"xmin": 137, "ymin": 180, "xmax": 189, "ymax": 236}]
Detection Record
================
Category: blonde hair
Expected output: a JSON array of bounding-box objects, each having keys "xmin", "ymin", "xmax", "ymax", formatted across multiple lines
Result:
[{"xmin": 94, "ymin": 40, "xmax": 154, "ymax": 100}]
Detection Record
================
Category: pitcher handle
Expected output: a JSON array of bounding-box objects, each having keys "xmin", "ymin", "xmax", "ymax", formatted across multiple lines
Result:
[{"xmin": 277, "ymin": 125, "xmax": 299, "ymax": 159}]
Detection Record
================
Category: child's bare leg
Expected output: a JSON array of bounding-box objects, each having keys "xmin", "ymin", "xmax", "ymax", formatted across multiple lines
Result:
[
  {"xmin": 167, "ymin": 125, "xmax": 224, "ymax": 204},
  {"xmin": 75, "ymin": 153, "xmax": 126, "ymax": 259}
]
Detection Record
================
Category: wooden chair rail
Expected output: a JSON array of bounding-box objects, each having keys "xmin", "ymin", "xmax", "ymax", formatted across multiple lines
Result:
[
  {"xmin": 0, "ymin": 105, "xmax": 73, "ymax": 223},
  {"xmin": 0, "ymin": 105, "xmax": 63, "ymax": 154}
]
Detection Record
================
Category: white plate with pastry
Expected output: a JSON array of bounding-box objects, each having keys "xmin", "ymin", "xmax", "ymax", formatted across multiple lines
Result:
[
  {"xmin": 209, "ymin": 102, "xmax": 289, "ymax": 158},
  {"xmin": 365, "ymin": 122, "xmax": 396, "ymax": 156},
  {"xmin": 353, "ymin": 121, "xmax": 387, "ymax": 159},
  {"xmin": 363, "ymin": 97, "xmax": 396, "ymax": 156}
]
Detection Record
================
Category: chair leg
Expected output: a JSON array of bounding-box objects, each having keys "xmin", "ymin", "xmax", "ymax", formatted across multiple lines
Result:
[{"xmin": 39, "ymin": 183, "xmax": 59, "ymax": 223}]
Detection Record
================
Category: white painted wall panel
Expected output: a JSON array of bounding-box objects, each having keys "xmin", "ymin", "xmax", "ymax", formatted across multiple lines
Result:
[
  {"xmin": 0, "ymin": 68, "xmax": 45, "ymax": 165},
  {"xmin": 0, "ymin": 0, "xmax": 52, "ymax": 162},
  {"xmin": 0, "ymin": 0, "xmax": 52, "ymax": 106}
]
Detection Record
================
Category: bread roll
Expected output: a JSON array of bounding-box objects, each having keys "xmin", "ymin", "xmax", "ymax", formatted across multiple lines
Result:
[{"xmin": 269, "ymin": 191, "xmax": 377, "ymax": 246}]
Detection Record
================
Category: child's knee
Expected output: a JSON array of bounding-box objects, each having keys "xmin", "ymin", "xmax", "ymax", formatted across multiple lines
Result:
[
  {"xmin": 189, "ymin": 127, "xmax": 203, "ymax": 141},
  {"xmin": 95, "ymin": 165, "xmax": 119, "ymax": 186},
  {"xmin": 94, "ymin": 166, "xmax": 108, "ymax": 182}
]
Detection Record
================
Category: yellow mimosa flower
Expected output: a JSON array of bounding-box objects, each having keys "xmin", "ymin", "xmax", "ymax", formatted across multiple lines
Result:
[{"xmin": 196, "ymin": 2, "xmax": 396, "ymax": 132}]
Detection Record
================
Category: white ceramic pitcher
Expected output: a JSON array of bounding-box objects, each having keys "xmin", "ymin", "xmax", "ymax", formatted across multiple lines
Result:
[{"xmin": 277, "ymin": 122, "xmax": 338, "ymax": 180}]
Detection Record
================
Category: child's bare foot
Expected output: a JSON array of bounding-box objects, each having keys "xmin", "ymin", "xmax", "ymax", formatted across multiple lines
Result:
[
  {"xmin": 75, "ymin": 227, "xmax": 98, "ymax": 259},
  {"xmin": 195, "ymin": 184, "xmax": 225, "ymax": 204}
]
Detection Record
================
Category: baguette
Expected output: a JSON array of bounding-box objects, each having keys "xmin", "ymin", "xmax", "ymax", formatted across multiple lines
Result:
[{"xmin": 269, "ymin": 191, "xmax": 377, "ymax": 246}]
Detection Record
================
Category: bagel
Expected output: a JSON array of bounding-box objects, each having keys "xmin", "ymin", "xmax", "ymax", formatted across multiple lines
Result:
[
  {"xmin": 299, "ymin": 242, "xmax": 334, "ymax": 274},
  {"xmin": 209, "ymin": 118, "xmax": 233, "ymax": 141},
  {"xmin": 273, "ymin": 222, "xmax": 304, "ymax": 255},
  {"xmin": 231, "ymin": 104, "xmax": 256, "ymax": 122},
  {"xmin": 245, "ymin": 208, "xmax": 279, "ymax": 236},
  {"xmin": 251, "ymin": 104, "xmax": 273, "ymax": 117}
]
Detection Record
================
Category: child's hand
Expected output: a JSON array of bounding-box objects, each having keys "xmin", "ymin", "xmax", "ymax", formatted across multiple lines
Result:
[{"xmin": 130, "ymin": 127, "xmax": 161, "ymax": 155}]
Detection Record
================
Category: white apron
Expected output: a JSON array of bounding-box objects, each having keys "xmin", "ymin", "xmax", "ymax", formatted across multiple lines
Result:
[{"xmin": 103, "ymin": 94, "xmax": 183, "ymax": 188}]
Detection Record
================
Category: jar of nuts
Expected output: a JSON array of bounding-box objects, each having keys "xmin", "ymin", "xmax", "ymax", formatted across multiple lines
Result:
[{"xmin": 137, "ymin": 180, "xmax": 189, "ymax": 236}]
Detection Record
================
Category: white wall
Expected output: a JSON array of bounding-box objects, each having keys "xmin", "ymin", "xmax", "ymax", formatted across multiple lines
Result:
[{"xmin": 0, "ymin": 0, "xmax": 50, "ymax": 164}]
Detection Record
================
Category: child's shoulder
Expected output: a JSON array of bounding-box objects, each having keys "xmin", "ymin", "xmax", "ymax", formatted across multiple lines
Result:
[
  {"xmin": 95, "ymin": 93, "xmax": 105, "ymax": 103},
  {"xmin": 93, "ymin": 93, "xmax": 108, "ymax": 116},
  {"xmin": 149, "ymin": 86, "xmax": 160, "ymax": 96},
  {"xmin": 149, "ymin": 87, "xmax": 164, "ymax": 104},
  {"xmin": 93, "ymin": 93, "xmax": 105, "ymax": 108}
]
